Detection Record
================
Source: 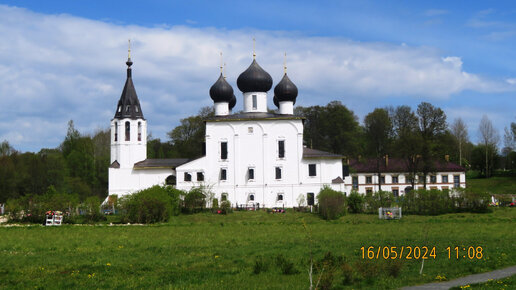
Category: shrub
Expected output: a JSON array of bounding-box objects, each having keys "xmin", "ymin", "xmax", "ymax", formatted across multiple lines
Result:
[
  {"xmin": 183, "ymin": 187, "xmax": 206, "ymax": 213},
  {"xmin": 315, "ymin": 252, "xmax": 345, "ymax": 290},
  {"xmin": 275, "ymin": 254, "xmax": 298, "ymax": 275},
  {"xmin": 347, "ymin": 191, "xmax": 364, "ymax": 213},
  {"xmin": 317, "ymin": 186, "xmax": 346, "ymax": 220},
  {"xmin": 385, "ymin": 259, "xmax": 404, "ymax": 277},
  {"xmin": 212, "ymin": 198, "xmax": 219, "ymax": 210},
  {"xmin": 453, "ymin": 188, "xmax": 491, "ymax": 213},
  {"xmin": 219, "ymin": 200, "xmax": 232, "ymax": 214},
  {"xmin": 354, "ymin": 260, "xmax": 381, "ymax": 283},
  {"xmin": 252, "ymin": 256, "xmax": 269, "ymax": 274},
  {"xmin": 120, "ymin": 185, "xmax": 181, "ymax": 223},
  {"xmin": 364, "ymin": 191, "xmax": 394, "ymax": 214}
]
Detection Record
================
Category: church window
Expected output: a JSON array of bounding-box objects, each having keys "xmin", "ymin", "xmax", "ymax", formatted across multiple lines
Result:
[
  {"xmin": 252, "ymin": 94, "xmax": 257, "ymax": 110},
  {"xmin": 277, "ymin": 194, "xmax": 283, "ymax": 201},
  {"xmin": 308, "ymin": 164, "xmax": 316, "ymax": 176},
  {"xmin": 249, "ymin": 194, "xmax": 255, "ymax": 201},
  {"xmin": 278, "ymin": 140, "xmax": 285, "ymax": 158},
  {"xmin": 118, "ymin": 106, "xmax": 121, "ymax": 112},
  {"xmin": 275, "ymin": 167, "xmax": 282, "ymax": 180},
  {"xmin": 221, "ymin": 142, "xmax": 228, "ymax": 160},
  {"xmin": 114, "ymin": 122, "xmax": 118, "ymax": 141},
  {"xmin": 125, "ymin": 121, "xmax": 130, "ymax": 141},
  {"xmin": 135, "ymin": 106, "xmax": 139, "ymax": 112},
  {"xmin": 352, "ymin": 176, "xmax": 358, "ymax": 189},
  {"xmin": 184, "ymin": 172, "xmax": 192, "ymax": 182},
  {"xmin": 220, "ymin": 168, "xmax": 227, "ymax": 181},
  {"xmin": 365, "ymin": 176, "xmax": 372, "ymax": 184},
  {"xmin": 126, "ymin": 105, "xmax": 130, "ymax": 112},
  {"xmin": 221, "ymin": 193, "xmax": 228, "ymax": 201},
  {"xmin": 248, "ymin": 127, "xmax": 253, "ymax": 134},
  {"xmin": 248, "ymin": 168, "xmax": 255, "ymax": 180},
  {"xmin": 197, "ymin": 172, "xmax": 204, "ymax": 181},
  {"xmin": 307, "ymin": 193, "xmax": 314, "ymax": 206},
  {"xmin": 137, "ymin": 122, "xmax": 142, "ymax": 141}
]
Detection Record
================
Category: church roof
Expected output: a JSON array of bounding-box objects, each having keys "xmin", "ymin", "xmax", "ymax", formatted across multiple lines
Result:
[
  {"xmin": 303, "ymin": 147, "xmax": 343, "ymax": 159},
  {"xmin": 133, "ymin": 158, "xmax": 190, "ymax": 169},
  {"xmin": 114, "ymin": 58, "xmax": 144, "ymax": 120},
  {"xmin": 206, "ymin": 112, "xmax": 304, "ymax": 122},
  {"xmin": 237, "ymin": 59, "xmax": 273, "ymax": 93},
  {"xmin": 274, "ymin": 73, "xmax": 298, "ymax": 103},
  {"xmin": 348, "ymin": 157, "xmax": 465, "ymax": 173}
]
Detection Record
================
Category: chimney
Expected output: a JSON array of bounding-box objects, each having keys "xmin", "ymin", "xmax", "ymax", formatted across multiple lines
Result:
[
  {"xmin": 445, "ymin": 154, "xmax": 450, "ymax": 162},
  {"xmin": 385, "ymin": 154, "xmax": 389, "ymax": 167}
]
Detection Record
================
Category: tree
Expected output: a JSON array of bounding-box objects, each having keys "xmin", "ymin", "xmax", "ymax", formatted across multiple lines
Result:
[
  {"xmin": 0, "ymin": 140, "xmax": 15, "ymax": 157},
  {"xmin": 364, "ymin": 108, "xmax": 392, "ymax": 191},
  {"xmin": 451, "ymin": 118, "xmax": 469, "ymax": 167},
  {"xmin": 391, "ymin": 105, "xmax": 422, "ymax": 188},
  {"xmin": 416, "ymin": 102, "xmax": 447, "ymax": 188},
  {"xmin": 168, "ymin": 106, "xmax": 214, "ymax": 158},
  {"xmin": 478, "ymin": 115, "xmax": 500, "ymax": 177}
]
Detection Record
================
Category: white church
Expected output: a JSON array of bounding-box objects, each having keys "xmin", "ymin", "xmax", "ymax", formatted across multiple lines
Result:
[{"xmin": 108, "ymin": 51, "xmax": 466, "ymax": 208}]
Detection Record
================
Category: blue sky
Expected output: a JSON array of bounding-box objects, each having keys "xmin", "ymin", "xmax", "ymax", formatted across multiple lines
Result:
[{"xmin": 1, "ymin": 0, "xmax": 516, "ymax": 152}]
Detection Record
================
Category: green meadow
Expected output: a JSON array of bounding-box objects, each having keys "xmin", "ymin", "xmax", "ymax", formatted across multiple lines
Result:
[{"xmin": 1, "ymin": 209, "xmax": 514, "ymax": 289}]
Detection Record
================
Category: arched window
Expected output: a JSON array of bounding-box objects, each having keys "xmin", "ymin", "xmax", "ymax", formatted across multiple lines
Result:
[
  {"xmin": 277, "ymin": 194, "xmax": 284, "ymax": 201},
  {"xmin": 165, "ymin": 175, "xmax": 176, "ymax": 186},
  {"xmin": 221, "ymin": 193, "xmax": 228, "ymax": 201},
  {"xmin": 125, "ymin": 121, "xmax": 130, "ymax": 141},
  {"xmin": 114, "ymin": 122, "xmax": 118, "ymax": 141},
  {"xmin": 138, "ymin": 122, "xmax": 142, "ymax": 141},
  {"xmin": 249, "ymin": 194, "xmax": 255, "ymax": 201}
]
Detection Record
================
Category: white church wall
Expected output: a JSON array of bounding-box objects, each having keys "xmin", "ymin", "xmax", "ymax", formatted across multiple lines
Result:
[{"xmin": 108, "ymin": 167, "xmax": 173, "ymax": 198}]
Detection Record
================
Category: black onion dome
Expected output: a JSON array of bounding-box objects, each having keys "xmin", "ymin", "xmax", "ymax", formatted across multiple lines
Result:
[
  {"xmin": 114, "ymin": 58, "xmax": 144, "ymax": 119},
  {"xmin": 237, "ymin": 59, "xmax": 273, "ymax": 93},
  {"xmin": 274, "ymin": 73, "xmax": 298, "ymax": 102},
  {"xmin": 229, "ymin": 94, "xmax": 236, "ymax": 110},
  {"xmin": 273, "ymin": 95, "xmax": 279, "ymax": 108},
  {"xmin": 210, "ymin": 73, "xmax": 234, "ymax": 103}
]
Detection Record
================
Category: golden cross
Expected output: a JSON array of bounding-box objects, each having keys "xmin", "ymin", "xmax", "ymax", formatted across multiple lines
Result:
[
  {"xmin": 128, "ymin": 39, "xmax": 131, "ymax": 59},
  {"xmin": 219, "ymin": 52, "xmax": 223, "ymax": 73},
  {"xmin": 284, "ymin": 52, "xmax": 287, "ymax": 74},
  {"xmin": 253, "ymin": 37, "xmax": 256, "ymax": 59}
]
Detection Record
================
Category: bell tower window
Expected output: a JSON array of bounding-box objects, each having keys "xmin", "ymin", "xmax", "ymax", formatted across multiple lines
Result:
[
  {"xmin": 114, "ymin": 122, "xmax": 118, "ymax": 142},
  {"xmin": 252, "ymin": 95, "xmax": 257, "ymax": 110},
  {"xmin": 138, "ymin": 122, "xmax": 142, "ymax": 141},
  {"xmin": 125, "ymin": 121, "xmax": 130, "ymax": 141}
]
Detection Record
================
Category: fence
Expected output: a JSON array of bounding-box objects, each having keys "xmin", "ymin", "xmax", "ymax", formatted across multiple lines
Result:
[{"xmin": 378, "ymin": 207, "xmax": 402, "ymax": 219}]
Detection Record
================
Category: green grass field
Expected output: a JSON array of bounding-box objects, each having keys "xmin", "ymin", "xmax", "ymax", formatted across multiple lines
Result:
[
  {"xmin": 467, "ymin": 176, "xmax": 516, "ymax": 195},
  {"xmin": 1, "ymin": 209, "xmax": 514, "ymax": 289}
]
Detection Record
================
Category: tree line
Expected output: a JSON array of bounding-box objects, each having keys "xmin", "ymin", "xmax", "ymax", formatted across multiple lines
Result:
[{"xmin": 1, "ymin": 101, "xmax": 515, "ymax": 204}]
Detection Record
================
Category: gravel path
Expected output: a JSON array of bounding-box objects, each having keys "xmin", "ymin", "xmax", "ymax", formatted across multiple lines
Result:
[{"xmin": 401, "ymin": 265, "xmax": 516, "ymax": 289}]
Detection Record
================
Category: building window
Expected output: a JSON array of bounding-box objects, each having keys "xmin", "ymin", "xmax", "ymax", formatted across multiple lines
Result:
[
  {"xmin": 125, "ymin": 121, "xmax": 130, "ymax": 141},
  {"xmin": 352, "ymin": 176, "xmax": 358, "ymax": 190},
  {"xmin": 221, "ymin": 193, "xmax": 228, "ymax": 201},
  {"xmin": 249, "ymin": 194, "xmax": 255, "ymax": 201},
  {"xmin": 380, "ymin": 176, "xmax": 385, "ymax": 184},
  {"xmin": 126, "ymin": 105, "xmax": 130, "ymax": 112},
  {"xmin": 419, "ymin": 175, "xmax": 425, "ymax": 183},
  {"xmin": 392, "ymin": 176, "xmax": 398, "ymax": 184},
  {"xmin": 248, "ymin": 168, "xmax": 255, "ymax": 180},
  {"xmin": 114, "ymin": 122, "xmax": 118, "ymax": 141},
  {"xmin": 135, "ymin": 106, "xmax": 139, "ymax": 113},
  {"xmin": 220, "ymin": 168, "xmax": 227, "ymax": 181},
  {"xmin": 275, "ymin": 167, "xmax": 282, "ymax": 180},
  {"xmin": 184, "ymin": 172, "xmax": 191, "ymax": 182},
  {"xmin": 365, "ymin": 187, "xmax": 373, "ymax": 194},
  {"xmin": 220, "ymin": 142, "xmax": 228, "ymax": 160},
  {"xmin": 118, "ymin": 106, "xmax": 121, "ymax": 112},
  {"xmin": 252, "ymin": 95, "xmax": 257, "ymax": 110},
  {"xmin": 392, "ymin": 189, "xmax": 399, "ymax": 197},
  {"xmin": 430, "ymin": 175, "xmax": 437, "ymax": 183},
  {"xmin": 197, "ymin": 172, "xmax": 204, "ymax": 181},
  {"xmin": 277, "ymin": 194, "xmax": 284, "ymax": 201},
  {"xmin": 278, "ymin": 140, "xmax": 285, "ymax": 158},
  {"xmin": 248, "ymin": 127, "xmax": 253, "ymax": 134},
  {"xmin": 453, "ymin": 175, "xmax": 460, "ymax": 188},
  {"xmin": 442, "ymin": 175, "xmax": 449, "ymax": 183},
  {"xmin": 308, "ymin": 164, "xmax": 316, "ymax": 177},
  {"xmin": 307, "ymin": 192, "xmax": 314, "ymax": 206},
  {"xmin": 137, "ymin": 122, "xmax": 142, "ymax": 141},
  {"xmin": 366, "ymin": 176, "xmax": 372, "ymax": 184}
]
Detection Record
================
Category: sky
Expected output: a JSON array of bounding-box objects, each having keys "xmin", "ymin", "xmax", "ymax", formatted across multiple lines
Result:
[{"xmin": 1, "ymin": 0, "xmax": 516, "ymax": 152}]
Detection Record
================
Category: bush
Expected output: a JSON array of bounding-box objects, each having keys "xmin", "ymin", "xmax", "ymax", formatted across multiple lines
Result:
[
  {"xmin": 364, "ymin": 191, "xmax": 394, "ymax": 214},
  {"xmin": 219, "ymin": 200, "xmax": 232, "ymax": 214},
  {"xmin": 252, "ymin": 256, "xmax": 269, "ymax": 274},
  {"xmin": 120, "ymin": 185, "xmax": 182, "ymax": 223},
  {"xmin": 347, "ymin": 191, "xmax": 364, "ymax": 213},
  {"xmin": 453, "ymin": 188, "xmax": 490, "ymax": 213},
  {"xmin": 183, "ymin": 187, "xmax": 206, "ymax": 213},
  {"xmin": 317, "ymin": 186, "xmax": 346, "ymax": 220},
  {"xmin": 212, "ymin": 198, "xmax": 219, "ymax": 210},
  {"xmin": 275, "ymin": 254, "xmax": 298, "ymax": 275}
]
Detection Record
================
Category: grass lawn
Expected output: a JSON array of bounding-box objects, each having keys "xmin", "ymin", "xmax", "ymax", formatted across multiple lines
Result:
[
  {"xmin": 467, "ymin": 176, "xmax": 516, "ymax": 195},
  {"xmin": 1, "ymin": 208, "xmax": 514, "ymax": 289},
  {"xmin": 450, "ymin": 274, "xmax": 516, "ymax": 289}
]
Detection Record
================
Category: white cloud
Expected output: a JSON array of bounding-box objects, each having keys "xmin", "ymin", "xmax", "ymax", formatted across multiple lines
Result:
[{"xmin": 0, "ymin": 5, "xmax": 512, "ymax": 152}]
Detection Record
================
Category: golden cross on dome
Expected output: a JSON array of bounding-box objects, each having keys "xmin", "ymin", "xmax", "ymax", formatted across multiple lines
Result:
[
  {"xmin": 128, "ymin": 39, "xmax": 131, "ymax": 59},
  {"xmin": 219, "ymin": 52, "xmax": 223, "ymax": 73},
  {"xmin": 223, "ymin": 62, "xmax": 227, "ymax": 79},
  {"xmin": 284, "ymin": 52, "xmax": 287, "ymax": 74},
  {"xmin": 253, "ymin": 37, "xmax": 256, "ymax": 59}
]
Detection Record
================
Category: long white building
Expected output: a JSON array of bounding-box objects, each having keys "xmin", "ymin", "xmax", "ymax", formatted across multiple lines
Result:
[{"xmin": 108, "ymin": 52, "xmax": 466, "ymax": 207}]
